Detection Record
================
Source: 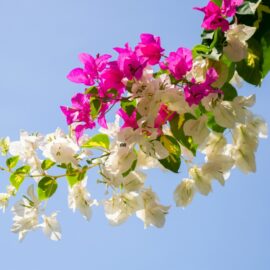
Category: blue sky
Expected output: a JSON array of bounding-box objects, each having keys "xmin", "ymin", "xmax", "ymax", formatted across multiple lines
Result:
[{"xmin": 0, "ymin": 0, "xmax": 269, "ymax": 269}]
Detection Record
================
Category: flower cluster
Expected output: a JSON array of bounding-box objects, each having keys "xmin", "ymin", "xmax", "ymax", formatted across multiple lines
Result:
[{"xmin": 0, "ymin": 0, "xmax": 269, "ymax": 241}]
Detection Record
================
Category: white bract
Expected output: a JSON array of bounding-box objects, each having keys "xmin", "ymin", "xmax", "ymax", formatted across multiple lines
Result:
[
  {"xmin": 136, "ymin": 188, "xmax": 170, "ymax": 228},
  {"xmin": 41, "ymin": 213, "xmax": 62, "ymax": 241},
  {"xmin": 224, "ymin": 24, "xmax": 256, "ymax": 62},
  {"xmin": 40, "ymin": 128, "xmax": 79, "ymax": 165},
  {"xmin": 68, "ymin": 177, "xmax": 96, "ymax": 220}
]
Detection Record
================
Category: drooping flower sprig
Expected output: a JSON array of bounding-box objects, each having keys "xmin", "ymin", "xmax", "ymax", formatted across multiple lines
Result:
[{"xmin": 0, "ymin": 0, "xmax": 269, "ymax": 241}]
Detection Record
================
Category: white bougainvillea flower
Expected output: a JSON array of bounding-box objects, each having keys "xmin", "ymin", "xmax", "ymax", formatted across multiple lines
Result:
[
  {"xmin": 233, "ymin": 124, "xmax": 259, "ymax": 152},
  {"xmin": 122, "ymin": 171, "xmax": 146, "ymax": 192},
  {"xmin": 232, "ymin": 95, "xmax": 255, "ymax": 123},
  {"xmin": 186, "ymin": 57, "xmax": 208, "ymax": 83},
  {"xmin": 105, "ymin": 144, "xmax": 137, "ymax": 176},
  {"xmin": 139, "ymin": 139, "xmax": 169, "ymax": 160},
  {"xmin": 246, "ymin": 115, "xmax": 268, "ymax": 139},
  {"xmin": 11, "ymin": 185, "xmax": 41, "ymax": 241},
  {"xmin": 213, "ymin": 100, "xmax": 236, "ymax": 129},
  {"xmin": 232, "ymin": 146, "xmax": 256, "ymax": 174},
  {"xmin": 202, "ymin": 154, "xmax": 235, "ymax": 185},
  {"xmin": 40, "ymin": 128, "xmax": 79, "ymax": 165},
  {"xmin": 9, "ymin": 131, "xmax": 43, "ymax": 178},
  {"xmin": 183, "ymin": 115, "xmax": 210, "ymax": 145},
  {"xmin": 136, "ymin": 149, "xmax": 161, "ymax": 170},
  {"xmin": 174, "ymin": 178, "xmax": 196, "ymax": 207},
  {"xmin": 189, "ymin": 166, "xmax": 212, "ymax": 195},
  {"xmin": 136, "ymin": 188, "xmax": 170, "ymax": 228},
  {"xmin": 40, "ymin": 212, "xmax": 62, "ymax": 241},
  {"xmin": 68, "ymin": 177, "xmax": 96, "ymax": 220},
  {"xmin": 104, "ymin": 192, "xmax": 143, "ymax": 225},
  {"xmin": 224, "ymin": 24, "xmax": 256, "ymax": 62},
  {"xmin": 200, "ymin": 132, "xmax": 227, "ymax": 156}
]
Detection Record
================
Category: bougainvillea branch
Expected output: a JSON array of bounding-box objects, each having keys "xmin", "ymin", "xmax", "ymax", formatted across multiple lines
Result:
[{"xmin": 0, "ymin": 0, "xmax": 269, "ymax": 241}]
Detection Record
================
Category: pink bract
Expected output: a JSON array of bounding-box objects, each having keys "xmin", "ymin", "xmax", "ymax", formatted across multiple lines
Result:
[
  {"xmin": 221, "ymin": 0, "xmax": 244, "ymax": 17},
  {"xmin": 135, "ymin": 33, "xmax": 164, "ymax": 65},
  {"xmin": 114, "ymin": 43, "xmax": 147, "ymax": 80},
  {"xmin": 67, "ymin": 53, "xmax": 111, "ymax": 86},
  {"xmin": 60, "ymin": 93, "xmax": 95, "ymax": 140},
  {"xmin": 184, "ymin": 68, "xmax": 219, "ymax": 106},
  {"xmin": 163, "ymin": 47, "xmax": 193, "ymax": 80},
  {"xmin": 117, "ymin": 108, "xmax": 139, "ymax": 129},
  {"xmin": 194, "ymin": 2, "xmax": 229, "ymax": 32}
]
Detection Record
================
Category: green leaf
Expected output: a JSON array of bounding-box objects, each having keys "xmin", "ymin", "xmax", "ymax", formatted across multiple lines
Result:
[
  {"xmin": 66, "ymin": 164, "xmax": 87, "ymax": 187},
  {"xmin": 85, "ymin": 86, "xmax": 98, "ymax": 95},
  {"xmin": 38, "ymin": 176, "xmax": 58, "ymax": 201},
  {"xmin": 10, "ymin": 173, "xmax": 25, "ymax": 190},
  {"xmin": 261, "ymin": 31, "xmax": 270, "ymax": 78},
  {"xmin": 221, "ymin": 83, "xmax": 238, "ymax": 101},
  {"xmin": 90, "ymin": 97, "xmax": 101, "ymax": 120},
  {"xmin": 6, "ymin": 156, "xmax": 19, "ymax": 169},
  {"xmin": 158, "ymin": 135, "xmax": 181, "ymax": 173},
  {"xmin": 82, "ymin": 134, "xmax": 110, "ymax": 150},
  {"xmin": 107, "ymin": 88, "xmax": 119, "ymax": 98},
  {"xmin": 120, "ymin": 99, "xmax": 136, "ymax": 116},
  {"xmin": 236, "ymin": 38, "xmax": 263, "ymax": 86},
  {"xmin": 15, "ymin": 165, "xmax": 31, "ymax": 175},
  {"xmin": 41, "ymin": 159, "xmax": 56, "ymax": 171},
  {"xmin": 211, "ymin": 0, "xmax": 222, "ymax": 7},
  {"xmin": 169, "ymin": 113, "xmax": 197, "ymax": 156}
]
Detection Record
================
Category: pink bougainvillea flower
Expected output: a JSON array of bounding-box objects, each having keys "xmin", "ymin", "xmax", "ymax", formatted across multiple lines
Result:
[
  {"xmin": 184, "ymin": 68, "xmax": 220, "ymax": 106},
  {"xmin": 100, "ymin": 61, "xmax": 125, "ymax": 94},
  {"xmin": 60, "ymin": 93, "xmax": 95, "ymax": 140},
  {"xmin": 154, "ymin": 105, "xmax": 175, "ymax": 133},
  {"xmin": 117, "ymin": 108, "xmax": 138, "ymax": 129},
  {"xmin": 162, "ymin": 47, "xmax": 193, "ymax": 80},
  {"xmin": 194, "ymin": 2, "xmax": 229, "ymax": 32},
  {"xmin": 114, "ymin": 43, "xmax": 147, "ymax": 80},
  {"xmin": 135, "ymin": 33, "xmax": 164, "ymax": 65},
  {"xmin": 221, "ymin": 0, "xmax": 244, "ymax": 17},
  {"xmin": 67, "ymin": 53, "xmax": 111, "ymax": 85}
]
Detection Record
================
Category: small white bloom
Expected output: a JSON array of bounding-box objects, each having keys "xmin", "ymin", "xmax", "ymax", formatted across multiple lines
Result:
[
  {"xmin": 232, "ymin": 95, "xmax": 255, "ymax": 123},
  {"xmin": 40, "ymin": 128, "xmax": 79, "ymax": 165},
  {"xmin": 136, "ymin": 188, "xmax": 170, "ymax": 228},
  {"xmin": 183, "ymin": 115, "xmax": 210, "ymax": 145},
  {"xmin": 41, "ymin": 212, "xmax": 61, "ymax": 241},
  {"xmin": 200, "ymin": 132, "xmax": 227, "ymax": 156},
  {"xmin": 105, "ymin": 144, "xmax": 137, "ymax": 176},
  {"xmin": 9, "ymin": 131, "xmax": 43, "ymax": 179},
  {"xmin": 174, "ymin": 179, "xmax": 196, "ymax": 207},
  {"xmin": 213, "ymin": 100, "xmax": 236, "ymax": 129},
  {"xmin": 123, "ymin": 171, "xmax": 146, "ymax": 192},
  {"xmin": 11, "ymin": 185, "xmax": 40, "ymax": 241},
  {"xmin": 202, "ymin": 154, "xmax": 235, "ymax": 185},
  {"xmin": 68, "ymin": 177, "xmax": 96, "ymax": 220},
  {"xmin": 189, "ymin": 166, "xmax": 212, "ymax": 195},
  {"xmin": 140, "ymin": 139, "xmax": 169, "ymax": 160},
  {"xmin": 224, "ymin": 24, "xmax": 256, "ymax": 62},
  {"xmin": 104, "ymin": 192, "xmax": 143, "ymax": 225},
  {"xmin": 232, "ymin": 147, "xmax": 256, "ymax": 174}
]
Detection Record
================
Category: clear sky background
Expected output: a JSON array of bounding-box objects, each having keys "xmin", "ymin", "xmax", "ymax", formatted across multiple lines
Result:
[{"xmin": 0, "ymin": 0, "xmax": 269, "ymax": 269}]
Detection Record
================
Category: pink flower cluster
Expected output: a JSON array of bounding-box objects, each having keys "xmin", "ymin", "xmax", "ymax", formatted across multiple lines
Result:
[
  {"xmin": 62, "ymin": 30, "xmax": 220, "ymax": 139},
  {"xmin": 194, "ymin": 0, "xmax": 244, "ymax": 31}
]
